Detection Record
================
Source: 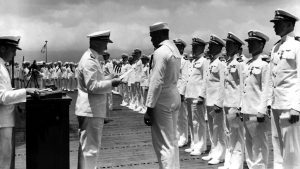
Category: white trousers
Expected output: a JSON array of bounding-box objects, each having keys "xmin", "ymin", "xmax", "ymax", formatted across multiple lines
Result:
[
  {"xmin": 78, "ymin": 117, "xmax": 104, "ymax": 169},
  {"xmin": 151, "ymin": 103, "xmax": 180, "ymax": 169},
  {"xmin": 176, "ymin": 100, "xmax": 188, "ymax": 144},
  {"xmin": 272, "ymin": 109, "xmax": 300, "ymax": 169},
  {"xmin": 223, "ymin": 107, "xmax": 244, "ymax": 169},
  {"xmin": 206, "ymin": 106, "xmax": 226, "ymax": 160},
  {"xmin": 243, "ymin": 114, "xmax": 270, "ymax": 169},
  {"xmin": 186, "ymin": 99, "xmax": 207, "ymax": 152},
  {"xmin": 0, "ymin": 127, "xmax": 13, "ymax": 169},
  {"xmin": 107, "ymin": 93, "xmax": 113, "ymax": 111}
]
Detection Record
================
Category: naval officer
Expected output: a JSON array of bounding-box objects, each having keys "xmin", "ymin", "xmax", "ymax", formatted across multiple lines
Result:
[
  {"xmin": 144, "ymin": 22, "xmax": 181, "ymax": 169},
  {"xmin": 0, "ymin": 36, "xmax": 37, "ymax": 169},
  {"xmin": 184, "ymin": 37, "xmax": 208, "ymax": 156},
  {"xmin": 173, "ymin": 38, "xmax": 189, "ymax": 148},
  {"xmin": 75, "ymin": 30, "xmax": 121, "ymax": 169},
  {"xmin": 201, "ymin": 34, "xmax": 226, "ymax": 165},
  {"xmin": 218, "ymin": 32, "xmax": 245, "ymax": 169},
  {"xmin": 263, "ymin": 9, "xmax": 300, "ymax": 169},
  {"xmin": 242, "ymin": 30, "xmax": 271, "ymax": 169}
]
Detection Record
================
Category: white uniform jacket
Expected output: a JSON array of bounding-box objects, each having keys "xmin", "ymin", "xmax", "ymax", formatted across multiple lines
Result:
[
  {"xmin": 203, "ymin": 54, "xmax": 226, "ymax": 107},
  {"xmin": 75, "ymin": 49, "xmax": 112, "ymax": 118},
  {"xmin": 177, "ymin": 57, "xmax": 190, "ymax": 95},
  {"xmin": 140, "ymin": 64, "xmax": 149, "ymax": 87},
  {"xmin": 241, "ymin": 54, "xmax": 269, "ymax": 115},
  {"xmin": 185, "ymin": 55, "xmax": 207, "ymax": 99},
  {"xmin": 261, "ymin": 32, "xmax": 300, "ymax": 112},
  {"xmin": 104, "ymin": 60, "xmax": 114, "ymax": 75},
  {"xmin": 146, "ymin": 40, "xmax": 181, "ymax": 108},
  {"xmin": 219, "ymin": 55, "xmax": 243, "ymax": 108},
  {"xmin": 0, "ymin": 58, "xmax": 26, "ymax": 127},
  {"xmin": 134, "ymin": 60, "xmax": 143, "ymax": 83}
]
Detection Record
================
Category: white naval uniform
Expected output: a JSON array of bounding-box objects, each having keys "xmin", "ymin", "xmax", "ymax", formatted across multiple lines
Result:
[
  {"xmin": 146, "ymin": 40, "xmax": 181, "ymax": 169},
  {"xmin": 104, "ymin": 60, "xmax": 114, "ymax": 110},
  {"xmin": 203, "ymin": 53, "xmax": 226, "ymax": 161},
  {"xmin": 261, "ymin": 32, "xmax": 300, "ymax": 169},
  {"xmin": 0, "ymin": 57, "xmax": 27, "ymax": 169},
  {"xmin": 219, "ymin": 55, "xmax": 244, "ymax": 169},
  {"xmin": 140, "ymin": 64, "xmax": 149, "ymax": 109},
  {"xmin": 241, "ymin": 54, "xmax": 270, "ymax": 169},
  {"xmin": 184, "ymin": 55, "xmax": 207, "ymax": 153},
  {"xmin": 133, "ymin": 60, "xmax": 143, "ymax": 110},
  {"xmin": 120, "ymin": 63, "xmax": 131, "ymax": 105},
  {"xmin": 75, "ymin": 48, "xmax": 112, "ymax": 169},
  {"xmin": 176, "ymin": 56, "xmax": 190, "ymax": 146}
]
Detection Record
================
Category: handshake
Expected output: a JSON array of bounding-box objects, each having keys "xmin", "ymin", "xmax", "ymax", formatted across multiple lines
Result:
[{"xmin": 106, "ymin": 74, "xmax": 123, "ymax": 87}]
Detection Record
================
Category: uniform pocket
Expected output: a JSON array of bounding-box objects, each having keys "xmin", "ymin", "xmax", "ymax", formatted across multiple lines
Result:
[
  {"xmin": 211, "ymin": 66, "xmax": 219, "ymax": 73},
  {"xmin": 282, "ymin": 50, "xmax": 296, "ymax": 60},
  {"xmin": 252, "ymin": 67, "xmax": 261, "ymax": 75}
]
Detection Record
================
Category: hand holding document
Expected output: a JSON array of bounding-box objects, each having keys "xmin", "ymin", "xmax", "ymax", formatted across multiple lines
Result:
[{"xmin": 119, "ymin": 64, "xmax": 137, "ymax": 80}]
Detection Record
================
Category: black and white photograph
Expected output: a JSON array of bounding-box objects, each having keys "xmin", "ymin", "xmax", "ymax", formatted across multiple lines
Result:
[{"xmin": 0, "ymin": 0, "xmax": 300, "ymax": 169}]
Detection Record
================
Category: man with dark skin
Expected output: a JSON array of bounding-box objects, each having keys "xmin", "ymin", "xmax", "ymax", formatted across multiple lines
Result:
[{"xmin": 144, "ymin": 22, "xmax": 181, "ymax": 169}]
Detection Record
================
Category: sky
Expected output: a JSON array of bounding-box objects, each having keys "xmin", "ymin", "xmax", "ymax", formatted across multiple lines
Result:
[{"xmin": 1, "ymin": 0, "xmax": 300, "ymax": 63}]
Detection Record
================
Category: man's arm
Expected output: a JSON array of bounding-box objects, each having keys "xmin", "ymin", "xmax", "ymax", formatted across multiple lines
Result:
[
  {"xmin": 145, "ymin": 51, "xmax": 167, "ymax": 108},
  {"xmin": 83, "ymin": 59, "xmax": 113, "ymax": 94}
]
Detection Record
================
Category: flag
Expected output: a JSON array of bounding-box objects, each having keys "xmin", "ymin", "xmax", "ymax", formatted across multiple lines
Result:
[{"xmin": 41, "ymin": 43, "xmax": 46, "ymax": 53}]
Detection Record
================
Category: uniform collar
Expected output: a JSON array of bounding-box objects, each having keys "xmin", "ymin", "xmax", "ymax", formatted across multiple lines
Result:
[
  {"xmin": 194, "ymin": 53, "xmax": 204, "ymax": 61},
  {"xmin": 281, "ymin": 31, "xmax": 295, "ymax": 43},
  {"xmin": 0, "ymin": 57, "xmax": 5, "ymax": 66},
  {"xmin": 89, "ymin": 48, "xmax": 100, "ymax": 60},
  {"xmin": 246, "ymin": 53, "xmax": 262, "ymax": 65},
  {"xmin": 210, "ymin": 52, "xmax": 221, "ymax": 63},
  {"xmin": 226, "ymin": 54, "xmax": 238, "ymax": 65}
]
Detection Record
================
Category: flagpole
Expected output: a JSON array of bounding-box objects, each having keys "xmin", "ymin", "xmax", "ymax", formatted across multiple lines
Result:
[{"xmin": 45, "ymin": 40, "xmax": 48, "ymax": 63}]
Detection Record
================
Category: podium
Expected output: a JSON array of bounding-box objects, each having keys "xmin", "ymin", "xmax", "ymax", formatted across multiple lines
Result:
[{"xmin": 26, "ymin": 96, "xmax": 72, "ymax": 169}]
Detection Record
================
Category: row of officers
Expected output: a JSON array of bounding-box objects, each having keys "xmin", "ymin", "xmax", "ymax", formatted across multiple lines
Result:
[{"xmin": 138, "ymin": 9, "xmax": 300, "ymax": 169}]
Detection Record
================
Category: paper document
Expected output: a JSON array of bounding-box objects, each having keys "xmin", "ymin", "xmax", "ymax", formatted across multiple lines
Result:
[{"xmin": 119, "ymin": 64, "xmax": 137, "ymax": 80}]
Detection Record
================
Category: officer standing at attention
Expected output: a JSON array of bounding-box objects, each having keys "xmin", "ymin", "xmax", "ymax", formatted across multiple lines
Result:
[
  {"xmin": 173, "ymin": 38, "xmax": 189, "ymax": 148},
  {"xmin": 184, "ymin": 37, "xmax": 208, "ymax": 156},
  {"xmin": 75, "ymin": 30, "xmax": 121, "ymax": 169},
  {"xmin": 242, "ymin": 30, "xmax": 270, "ymax": 169},
  {"xmin": 201, "ymin": 34, "xmax": 226, "ymax": 165},
  {"xmin": 144, "ymin": 22, "xmax": 181, "ymax": 169},
  {"xmin": 218, "ymin": 32, "xmax": 245, "ymax": 169},
  {"xmin": 0, "ymin": 36, "xmax": 36, "ymax": 169},
  {"xmin": 262, "ymin": 9, "xmax": 300, "ymax": 169}
]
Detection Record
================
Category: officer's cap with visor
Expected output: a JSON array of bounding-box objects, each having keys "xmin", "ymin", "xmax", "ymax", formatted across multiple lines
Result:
[
  {"xmin": 0, "ymin": 36, "xmax": 22, "ymax": 50},
  {"xmin": 87, "ymin": 30, "xmax": 113, "ymax": 43},
  {"xmin": 270, "ymin": 9, "xmax": 299, "ymax": 23},
  {"xmin": 209, "ymin": 34, "xmax": 225, "ymax": 47},
  {"xmin": 245, "ymin": 30, "xmax": 269, "ymax": 43},
  {"xmin": 223, "ymin": 32, "xmax": 245, "ymax": 46},
  {"xmin": 141, "ymin": 54, "xmax": 150, "ymax": 60},
  {"xmin": 191, "ymin": 37, "xmax": 206, "ymax": 46},
  {"xmin": 173, "ymin": 38, "xmax": 187, "ymax": 47},
  {"xmin": 121, "ymin": 53, "xmax": 129, "ymax": 58}
]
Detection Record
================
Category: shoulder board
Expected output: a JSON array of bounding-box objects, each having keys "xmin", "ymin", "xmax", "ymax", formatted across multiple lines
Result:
[
  {"xmin": 295, "ymin": 36, "xmax": 300, "ymax": 41},
  {"xmin": 90, "ymin": 53, "xmax": 95, "ymax": 59},
  {"xmin": 236, "ymin": 57, "xmax": 243, "ymax": 62},
  {"xmin": 274, "ymin": 39, "xmax": 281, "ymax": 45}
]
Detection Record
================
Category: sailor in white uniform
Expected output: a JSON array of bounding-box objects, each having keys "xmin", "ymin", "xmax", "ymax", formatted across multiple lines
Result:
[{"xmin": 144, "ymin": 22, "xmax": 181, "ymax": 169}]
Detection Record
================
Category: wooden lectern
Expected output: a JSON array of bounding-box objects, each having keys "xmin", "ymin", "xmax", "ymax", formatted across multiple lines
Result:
[{"xmin": 26, "ymin": 95, "xmax": 71, "ymax": 169}]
